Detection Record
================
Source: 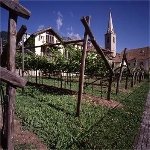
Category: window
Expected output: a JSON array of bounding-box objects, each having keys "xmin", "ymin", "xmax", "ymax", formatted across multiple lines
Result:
[
  {"xmin": 113, "ymin": 37, "xmax": 115, "ymax": 43},
  {"xmin": 46, "ymin": 35, "xmax": 54, "ymax": 43},
  {"xmin": 140, "ymin": 62, "xmax": 144, "ymax": 66},
  {"xmin": 107, "ymin": 37, "xmax": 109, "ymax": 43},
  {"xmin": 38, "ymin": 35, "xmax": 40, "ymax": 41}
]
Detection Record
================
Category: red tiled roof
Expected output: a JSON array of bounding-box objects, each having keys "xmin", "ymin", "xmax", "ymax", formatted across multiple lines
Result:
[
  {"xmin": 33, "ymin": 27, "xmax": 62, "ymax": 42},
  {"xmin": 113, "ymin": 46, "xmax": 150, "ymax": 63},
  {"xmin": 122, "ymin": 46, "xmax": 150, "ymax": 61},
  {"xmin": 87, "ymin": 45, "xmax": 113, "ymax": 54},
  {"xmin": 112, "ymin": 54, "xmax": 121, "ymax": 62}
]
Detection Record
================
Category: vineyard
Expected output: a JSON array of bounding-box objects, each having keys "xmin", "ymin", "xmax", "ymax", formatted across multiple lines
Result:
[
  {"xmin": 14, "ymin": 75, "xmax": 149, "ymax": 149},
  {"xmin": 13, "ymin": 44, "xmax": 149, "ymax": 149},
  {"xmin": 0, "ymin": 0, "xmax": 149, "ymax": 149},
  {"xmin": 15, "ymin": 45, "xmax": 146, "ymax": 98}
]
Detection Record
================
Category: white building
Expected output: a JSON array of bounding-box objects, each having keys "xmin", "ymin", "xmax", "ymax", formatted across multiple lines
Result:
[
  {"xmin": 27, "ymin": 27, "xmax": 63, "ymax": 56},
  {"xmin": 18, "ymin": 33, "xmax": 30, "ymax": 47}
]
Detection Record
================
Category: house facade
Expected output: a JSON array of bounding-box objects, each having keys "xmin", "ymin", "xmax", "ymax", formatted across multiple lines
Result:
[
  {"xmin": 32, "ymin": 27, "xmax": 64, "ymax": 56},
  {"xmin": 125, "ymin": 47, "xmax": 149, "ymax": 70},
  {"xmin": 113, "ymin": 47, "xmax": 150, "ymax": 70}
]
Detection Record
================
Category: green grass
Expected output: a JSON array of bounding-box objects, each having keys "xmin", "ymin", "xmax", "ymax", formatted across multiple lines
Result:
[
  {"xmin": 15, "ymin": 85, "xmax": 109, "ymax": 149},
  {"xmin": 15, "ymin": 79, "xmax": 149, "ymax": 149},
  {"xmin": 15, "ymin": 142, "xmax": 36, "ymax": 150},
  {"xmin": 70, "ymin": 80, "xmax": 149, "ymax": 149},
  {"xmin": 26, "ymin": 75, "xmax": 133, "ymax": 99}
]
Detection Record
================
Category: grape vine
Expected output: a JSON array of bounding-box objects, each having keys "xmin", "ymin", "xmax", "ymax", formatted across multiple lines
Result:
[{"xmin": 16, "ymin": 45, "xmax": 109, "ymax": 76}]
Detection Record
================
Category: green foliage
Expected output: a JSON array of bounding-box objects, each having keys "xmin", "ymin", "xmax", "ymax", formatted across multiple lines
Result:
[
  {"xmin": 24, "ymin": 35, "xmax": 35, "ymax": 53},
  {"xmin": 15, "ymin": 79, "xmax": 149, "ymax": 149},
  {"xmin": 70, "ymin": 80, "xmax": 149, "ymax": 149},
  {"xmin": 16, "ymin": 45, "xmax": 109, "ymax": 76},
  {"xmin": 65, "ymin": 45, "xmax": 82, "ymax": 72},
  {"xmin": 15, "ymin": 142, "xmax": 36, "ymax": 150},
  {"xmin": 15, "ymin": 85, "xmax": 108, "ymax": 149},
  {"xmin": 85, "ymin": 50, "xmax": 108, "ymax": 76}
]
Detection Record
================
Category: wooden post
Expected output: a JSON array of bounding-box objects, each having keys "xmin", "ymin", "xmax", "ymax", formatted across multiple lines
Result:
[
  {"xmin": 107, "ymin": 75, "xmax": 112, "ymax": 100},
  {"xmin": 134, "ymin": 72, "xmax": 137, "ymax": 85},
  {"xmin": 80, "ymin": 17, "xmax": 114, "ymax": 76},
  {"xmin": 116, "ymin": 48, "xmax": 127, "ymax": 95},
  {"xmin": 76, "ymin": 16, "xmax": 90, "ymax": 117},
  {"xmin": 1, "ymin": 25, "xmax": 27, "ymax": 68},
  {"xmin": 131, "ymin": 73, "xmax": 134, "ymax": 87},
  {"xmin": 6, "ymin": 11, "xmax": 18, "ymax": 150},
  {"xmin": 139, "ymin": 72, "xmax": 141, "ymax": 83},
  {"xmin": 0, "ymin": 38, "xmax": 2, "ymax": 54},
  {"xmin": 22, "ymin": 34, "xmax": 24, "ymax": 94},
  {"xmin": 16, "ymin": 25, "xmax": 27, "ymax": 45},
  {"xmin": 61, "ymin": 73, "xmax": 63, "ymax": 89},
  {"xmin": 125, "ymin": 75, "xmax": 128, "ymax": 89},
  {"xmin": 36, "ymin": 69, "xmax": 38, "ymax": 85},
  {"xmin": 69, "ymin": 73, "xmax": 71, "ymax": 89},
  {"xmin": 100, "ymin": 80, "xmax": 102, "ymax": 99}
]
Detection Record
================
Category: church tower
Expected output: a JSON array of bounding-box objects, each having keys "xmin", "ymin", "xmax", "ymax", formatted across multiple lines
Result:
[{"xmin": 105, "ymin": 11, "xmax": 116, "ymax": 57}]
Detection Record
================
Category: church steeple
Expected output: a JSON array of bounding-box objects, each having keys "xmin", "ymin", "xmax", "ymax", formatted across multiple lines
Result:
[
  {"xmin": 104, "ymin": 11, "xmax": 116, "ymax": 57},
  {"xmin": 107, "ymin": 12, "xmax": 114, "ymax": 33}
]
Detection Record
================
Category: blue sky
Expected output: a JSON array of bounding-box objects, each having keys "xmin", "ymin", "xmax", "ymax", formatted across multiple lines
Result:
[{"xmin": 1, "ymin": 0, "xmax": 149, "ymax": 53}]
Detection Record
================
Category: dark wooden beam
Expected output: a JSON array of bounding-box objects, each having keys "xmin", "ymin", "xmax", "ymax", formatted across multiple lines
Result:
[
  {"xmin": 116, "ymin": 48, "xmax": 127, "ymax": 95},
  {"xmin": 81, "ymin": 17, "xmax": 114, "ymax": 76},
  {"xmin": 80, "ymin": 16, "xmax": 95, "ymax": 40},
  {"xmin": 0, "ymin": 0, "xmax": 31, "ymax": 19},
  {"xmin": 16, "ymin": 25, "xmax": 27, "ymax": 44},
  {"xmin": 124, "ymin": 50, "xmax": 130, "ymax": 75},
  {"xmin": 76, "ymin": 16, "xmax": 90, "ymax": 117},
  {"xmin": 0, "ymin": 66, "xmax": 27, "ymax": 88},
  {"xmin": 22, "ymin": 35, "xmax": 25, "ymax": 94},
  {"xmin": 0, "ymin": 38, "xmax": 2, "ymax": 54},
  {"xmin": 6, "ymin": 12, "xmax": 18, "ymax": 149},
  {"xmin": 1, "ymin": 24, "xmax": 27, "ymax": 67}
]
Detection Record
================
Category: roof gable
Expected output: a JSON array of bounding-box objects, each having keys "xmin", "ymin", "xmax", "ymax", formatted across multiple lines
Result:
[
  {"xmin": 113, "ymin": 46, "xmax": 150, "ymax": 63},
  {"xmin": 33, "ymin": 27, "xmax": 62, "ymax": 43},
  {"xmin": 124, "ymin": 46, "xmax": 150, "ymax": 61}
]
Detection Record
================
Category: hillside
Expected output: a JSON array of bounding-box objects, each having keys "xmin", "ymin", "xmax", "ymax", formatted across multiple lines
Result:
[{"xmin": 0, "ymin": 31, "xmax": 8, "ymax": 45}]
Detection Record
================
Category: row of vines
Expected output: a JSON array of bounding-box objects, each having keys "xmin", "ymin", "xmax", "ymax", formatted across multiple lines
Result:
[{"xmin": 16, "ymin": 45, "xmax": 109, "ymax": 77}]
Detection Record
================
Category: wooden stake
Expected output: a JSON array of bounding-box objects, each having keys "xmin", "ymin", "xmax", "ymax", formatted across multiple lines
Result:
[
  {"xmin": 6, "ymin": 11, "xmax": 18, "ymax": 150},
  {"xmin": 107, "ymin": 75, "xmax": 112, "ymax": 100},
  {"xmin": 76, "ymin": 16, "xmax": 90, "ymax": 117},
  {"xmin": 0, "ymin": 38, "xmax": 2, "ymax": 54},
  {"xmin": 116, "ymin": 48, "xmax": 127, "ymax": 95},
  {"xmin": 36, "ymin": 69, "xmax": 37, "ymax": 85},
  {"xmin": 80, "ymin": 17, "xmax": 114, "ymax": 76},
  {"xmin": 22, "ymin": 34, "xmax": 24, "ymax": 94},
  {"xmin": 61, "ymin": 73, "xmax": 63, "ymax": 89},
  {"xmin": 125, "ymin": 75, "xmax": 128, "ymax": 89}
]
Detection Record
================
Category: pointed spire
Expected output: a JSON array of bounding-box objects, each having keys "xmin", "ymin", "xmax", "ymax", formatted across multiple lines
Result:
[{"xmin": 107, "ymin": 11, "xmax": 114, "ymax": 33}]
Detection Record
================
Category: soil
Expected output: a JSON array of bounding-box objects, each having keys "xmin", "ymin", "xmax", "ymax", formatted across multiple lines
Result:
[
  {"xmin": 111, "ymin": 87, "xmax": 132, "ymax": 94},
  {"xmin": 0, "ymin": 106, "xmax": 48, "ymax": 150},
  {"xmin": 13, "ymin": 118, "xmax": 48, "ymax": 150},
  {"xmin": 74, "ymin": 94, "xmax": 124, "ymax": 108}
]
